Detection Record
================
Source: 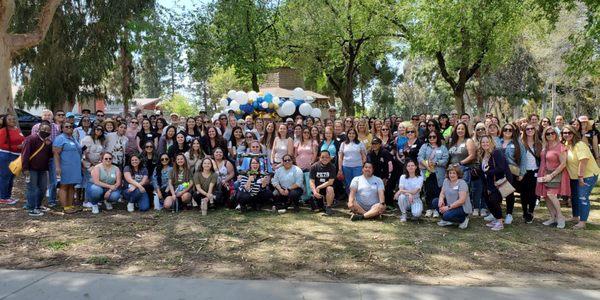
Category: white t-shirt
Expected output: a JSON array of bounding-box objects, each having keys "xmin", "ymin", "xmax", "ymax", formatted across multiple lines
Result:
[
  {"xmin": 340, "ymin": 141, "xmax": 367, "ymax": 168},
  {"xmin": 350, "ymin": 175, "xmax": 384, "ymax": 208},
  {"xmin": 398, "ymin": 175, "xmax": 424, "ymax": 192}
]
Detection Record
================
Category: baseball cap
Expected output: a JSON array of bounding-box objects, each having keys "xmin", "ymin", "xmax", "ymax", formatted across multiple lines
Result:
[
  {"xmin": 329, "ymin": 106, "xmax": 337, "ymax": 111},
  {"xmin": 371, "ymin": 137, "xmax": 382, "ymax": 144},
  {"xmin": 66, "ymin": 112, "xmax": 75, "ymax": 118}
]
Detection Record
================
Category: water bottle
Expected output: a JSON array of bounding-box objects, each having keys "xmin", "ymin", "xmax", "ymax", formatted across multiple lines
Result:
[{"xmin": 25, "ymin": 174, "xmax": 31, "ymax": 184}]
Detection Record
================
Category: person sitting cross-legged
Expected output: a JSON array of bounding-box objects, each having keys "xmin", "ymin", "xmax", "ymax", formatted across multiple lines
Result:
[
  {"xmin": 348, "ymin": 162, "xmax": 386, "ymax": 221},
  {"xmin": 272, "ymin": 154, "xmax": 304, "ymax": 213},
  {"xmin": 309, "ymin": 150, "xmax": 337, "ymax": 215},
  {"xmin": 432, "ymin": 164, "xmax": 472, "ymax": 229}
]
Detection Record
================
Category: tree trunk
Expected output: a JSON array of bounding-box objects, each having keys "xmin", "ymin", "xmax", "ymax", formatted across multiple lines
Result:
[
  {"xmin": 0, "ymin": 42, "xmax": 13, "ymax": 115},
  {"xmin": 340, "ymin": 85, "xmax": 355, "ymax": 117},
  {"xmin": 251, "ymin": 72, "xmax": 259, "ymax": 92},
  {"xmin": 453, "ymin": 87, "xmax": 465, "ymax": 115},
  {"xmin": 120, "ymin": 31, "xmax": 132, "ymax": 116},
  {"xmin": 474, "ymin": 70, "xmax": 484, "ymax": 115}
]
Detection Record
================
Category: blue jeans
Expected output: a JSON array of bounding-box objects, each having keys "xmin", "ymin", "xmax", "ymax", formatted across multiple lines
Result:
[
  {"xmin": 470, "ymin": 177, "xmax": 485, "ymax": 210},
  {"xmin": 432, "ymin": 198, "xmax": 467, "ymax": 223},
  {"xmin": 26, "ymin": 171, "xmax": 48, "ymax": 210},
  {"xmin": 88, "ymin": 184, "xmax": 121, "ymax": 205},
  {"xmin": 571, "ymin": 175, "xmax": 598, "ymax": 222},
  {"xmin": 342, "ymin": 166, "xmax": 362, "ymax": 193},
  {"xmin": 47, "ymin": 158, "xmax": 57, "ymax": 205},
  {"xmin": 124, "ymin": 188, "xmax": 150, "ymax": 212},
  {"xmin": 0, "ymin": 152, "xmax": 18, "ymax": 199}
]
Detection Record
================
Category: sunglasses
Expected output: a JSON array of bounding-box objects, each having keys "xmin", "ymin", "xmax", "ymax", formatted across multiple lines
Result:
[
  {"xmin": 96, "ymin": 114, "xmax": 105, "ymax": 117},
  {"xmin": 131, "ymin": 121, "xmax": 138, "ymax": 124},
  {"xmin": 103, "ymin": 157, "xmax": 113, "ymax": 161},
  {"xmin": 427, "ymin": 124, "xmax": 435, "ymax": 127},
  {"xmin": 526, "ymin": 128, "xmax": 535, "ymax": 131},
  {"xmin": 161, "ymin": 158, "xmax": 170, "ymax": 161},
  {"xmin": 561, "ymin": 132, "xmax": 573, "ymax": 136},
  {"xmin": 545, "ymin": 131, "xmax": 556, "ymax": 136},
  {"xmin": 382, "ymin": 129, "xmax": 389, "ymax": 131},
  {"xmin": 428, "ymin": 135, "xmax": 437, "ymax": 139},
  {"xmin": 63, "ymin": 125, "xmax": 73, "ymax": 129},
  {"xmin": 57, "ymin": 114, "xmax": 65, "ymax": 117},
  {"xmin": 476, "ymin": 128, "xmax": 486, "ymax": 132},
  {"xmin": 283, "ymin": 159, "xmax": 292, "ymax": 162},
  {"xmin": 502, "ymin": 128, "xmax": 513, "ymax": 132},
  {"xmin": 219, "ymin": 117, "xmax": 227, "ymax": 120},
  {"xmin": 406, "ymin": 130, "xmax": 415, "ymax": 134},
  {"xmin": 145, "ymin": 145, "xmax": 154, "ymax": 149}
]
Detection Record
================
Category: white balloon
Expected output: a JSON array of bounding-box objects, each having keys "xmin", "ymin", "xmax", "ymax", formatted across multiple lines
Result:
[
  {"xmin": 310, "ymin": 108, "xmax": 322, "ymax": 118},
  {"xmin": 230, "ymin": 100, "xmax": 240, "ymax": 111},
  {"xmin": 273, "ymin": 96, "xmax": 281, "ymax": 106},
  {"xmin": 219, "ymin": 98, "xmax": 229, "ymax": 108},
  {"xmin": 281, "ymin": 101, "xmax": 296, "ymax": 116},
  {"xmin": 299, "ymin": 103, "xmax": 312, "ymax": 116},
  {"xmin": 212, "ymin": 113, "xmax": 221, "ymax": 122},
  {"xmin": 248, "ymin": 91, "xmax": 259, "ymax": 100},
  {"xmin": 292, "ymin": 87, "xmax": 306, "ymax": 100},
  {"xmin": 261, "ymin": 101, "xmax": 269, "ymax": 109},
  {"xmin": 276, "ymin": 106, "xmax": 286, "ymax": 117},
  {"xmin": 236, "ymin": 91, "xmax": 249, "ymax": 105},
  {"xmin": 227, "ymin": 90, "xmax": 236, "ymax": 99},
  {"xmin": 305, "ymin": 96, "xmax": 315, "ymax": 103}
]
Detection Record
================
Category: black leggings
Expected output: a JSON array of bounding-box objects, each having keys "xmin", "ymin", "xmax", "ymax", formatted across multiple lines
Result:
[
  {"xmin": 423, "ymin": 174, "xmax": 440, "ymax": 210},
  {"xmin": 484, "ymin": 190, "xmax": 503, "ymax": 219},
  {"xmin": 520, "ymin": 170, "xmax": 538, "ymax": 220},
  {"xmin": 236, "ymin": 189, "xmax": 273, "ymax": 210}
]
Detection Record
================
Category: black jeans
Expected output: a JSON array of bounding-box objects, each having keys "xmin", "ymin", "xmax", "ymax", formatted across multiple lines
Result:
[
  {"xmin": 483, "ymin": 188, "xmax": 503, "ymax": 219},
  {"xmin": 272, "ymin": 187, "xmax": 303, "ymax": 210},
  {"xmin": 423, "ymin": 173, "xmax": 440, "ymax": 210},
  {"xmin": 520, "ymin": 170, "xmax": 538, "ymax": 221}
]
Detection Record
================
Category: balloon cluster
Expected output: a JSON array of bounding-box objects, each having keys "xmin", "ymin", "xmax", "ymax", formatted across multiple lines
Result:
[{"xmin": 215, "ymin": 88, "xmax": 322, "ymax": 121}]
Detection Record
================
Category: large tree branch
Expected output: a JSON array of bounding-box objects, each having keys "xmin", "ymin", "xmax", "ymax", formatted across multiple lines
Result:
[
  {"xmin": 8, "ymin": 0, "xmax": 62, "ymax": 53},
  {"xmin": 435, "ymin": 51, "xmax": 457, "ymax": 89},
  {"xmin": 0, "ymin": 0, "xmax": 16, "ymax": 33}
]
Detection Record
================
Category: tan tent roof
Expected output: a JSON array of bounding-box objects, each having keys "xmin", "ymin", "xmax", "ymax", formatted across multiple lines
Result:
[{"xmin": 259, "ymin": 87, "xmax": 329, "ymax": 101}]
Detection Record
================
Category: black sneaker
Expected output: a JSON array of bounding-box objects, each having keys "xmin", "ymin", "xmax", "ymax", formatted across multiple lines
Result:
[
  {"xmin": 293, "ymin": 205, "xmax": 300, "ymax": 213},
  {"xmin": 322, "ymin": 206, "xmax": 334, "ymax": 216},
  {"xmin": 350, "ymin": 213, "xmax": 364, "ymax": 221},
  {"xmin": 28, "ymin": 209, "xmax": 44, "ymax": 217}
]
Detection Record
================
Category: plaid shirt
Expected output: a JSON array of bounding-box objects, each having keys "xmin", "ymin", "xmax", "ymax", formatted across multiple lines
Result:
[{"xmin": 31, "ymin": 122, "xmax": 61, "ymax": 141}]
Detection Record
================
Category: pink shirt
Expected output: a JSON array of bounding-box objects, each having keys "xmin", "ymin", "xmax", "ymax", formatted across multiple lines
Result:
[{"xmin": 295, "ymin": 141, "xmax": 316, "ymax": 171}]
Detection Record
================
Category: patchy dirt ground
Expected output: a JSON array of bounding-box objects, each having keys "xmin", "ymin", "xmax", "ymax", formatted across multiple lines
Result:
[{"xmin": 1, "ymin": 176, "xmax": 599, "ymax": 288}]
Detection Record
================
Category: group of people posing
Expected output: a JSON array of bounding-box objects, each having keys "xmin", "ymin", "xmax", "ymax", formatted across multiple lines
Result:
[{"xmin": 0, "ymin": 107, "xmax": 598, "ymax": 231}]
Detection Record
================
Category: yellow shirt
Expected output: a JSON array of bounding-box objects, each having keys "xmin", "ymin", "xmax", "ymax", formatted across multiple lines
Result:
[
  {"xmin": 359, "ymin": 133, "xmax": 373, "ymax": 151},
  {"xmin": 566, "ymin": 141, "xmax": 600, "ymax": 179}
]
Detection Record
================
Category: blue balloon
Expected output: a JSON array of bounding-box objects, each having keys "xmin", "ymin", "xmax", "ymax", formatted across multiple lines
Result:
[
  {"xmin": 264, "ymin": 93, "xmax": 273, "ymax": 103},
  {"xmin": 253, "ymin": 100, "xmax": 260, "ymax": 109},
  {"xmin": 293, "ymin": 99, "xmax": 305, "ymax": 107},
  {"xmin": 227, "ymin": 97, "xmax": 232, "ymax": 105},
  {"xmin": 240, "ymin": 104, "xmax": 254, "ymax": 114}
]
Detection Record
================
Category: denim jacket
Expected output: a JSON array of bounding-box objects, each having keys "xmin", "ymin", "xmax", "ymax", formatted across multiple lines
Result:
[
  {"xmin": 417, "ymin": 143, "xmax": 449, "ymax": 187},
  {"xmin": 152, "ymin": 166, "xmax": 172, "ymax": 190},
  {"xmin": 496, "ymin": 137, "xmax": 527, "ymax": 177}
]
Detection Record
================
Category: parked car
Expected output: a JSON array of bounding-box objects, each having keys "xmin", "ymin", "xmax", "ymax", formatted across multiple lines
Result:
[{"xmin": 15, "ymin": 109, "xmax": 41, "ymax": 137}]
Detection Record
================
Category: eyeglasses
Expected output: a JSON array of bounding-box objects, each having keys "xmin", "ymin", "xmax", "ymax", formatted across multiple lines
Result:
[
  {"xmin": 476, "ymin": 128, "xmax": 486, "ymax": 132},
  {"xmin": 561, "ymin": 132, "xmax": 573, "ymax": 136},
  {"xmin": 406, "ymin": 130, "xmax": 415, "ymax": 134},
  {"xmin": 103, "ymin": 157, "xmax": 113, "ymax": 161},
  {"xmin": 161, "ymin": 158, "xmax": 170, "ymax": 161}
]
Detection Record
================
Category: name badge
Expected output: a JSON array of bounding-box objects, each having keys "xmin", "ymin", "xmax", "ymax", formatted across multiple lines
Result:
[
  {"xmin": 509, "ymin": 144, "xmax": 515, "ymax": 149},
  {"xmin": 411, "ymin": 144, "xmax": 417, "ymax": 149},
  {"xmin": 436, "ymin": 149, "xmax": 442, "ymax": 154},
  {"xmin": 380, "ymin": 158, "xmax": 385, "ymax": 162},
  {"xmin": 453, "ymin": 185, "xmax": 459, "ymax": 190}
]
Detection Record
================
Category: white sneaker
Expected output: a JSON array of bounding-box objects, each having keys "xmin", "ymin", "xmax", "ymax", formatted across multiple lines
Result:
[
  {"xmin": 484, "ymin": 213, "xmax": 495, "ymax": 222},
  {"xmin": 556, "ymin": 217, "xmax": 566, "ymax": 229},
  {"xmin": 437, "ymin": 220, "xmax": 454, "ymax": 226},
  {"xmin": 472, "ymin": 209, "xmax": 479, "ymax": 217},
  {"xmin": 91, "ymin": 205, "xmax": 100, "ymax": 214},
  {"xmin": 104, "ymin": 201, "xmax": 113, "ymax": 210},
  {"xmin": 82, "ymin": 201, "xmax": 93, "ymax": 208},
  {"xmin": 153, "ymin": 195, "xmax": 162, "ymax": 211},
  {"xmin": 459, "ymin": 217, "xmax": 469, "ymax": 229},
  {"xmin": 235, "ymin": 204, "xmax": 241, "ymax": 210},
  {"xmin": 433, "ymin": 210, "xmax": 440, "ymax": 218},
  {"xmin": 127, "ymin": 203, "xmax": 135, "ymax": 212},
  {"xmin": 480, "ymin": 209, "xmax": 488, "ymax": 217},
  {"xmin": 400, "ymin": 214, "xmax": 407, "ymax": 222},
  {"xmin": 542, "ymin": 219, "xmax": 556, "ymax": 226},
  {"xmin": 425, "ymin": 209, "xmax": 433, "ymax": 218},
  {"xmin": 277, "ymin": 209, "xmax": 287, "ymax": 214},
  {"xmin": 505, "ymin": 214, "xmax": 513, "ymax": 225}
]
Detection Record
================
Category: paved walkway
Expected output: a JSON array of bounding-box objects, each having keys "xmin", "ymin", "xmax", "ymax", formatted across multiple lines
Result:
[{"xmin": 0, "ymin": 269, "xmax": 599, "ymax": 300}]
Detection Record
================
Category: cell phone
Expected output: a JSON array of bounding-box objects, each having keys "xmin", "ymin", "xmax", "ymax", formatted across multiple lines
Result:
[{"xmin": 81, "ymin": 145, "xmax": 88, "ymax": 152}]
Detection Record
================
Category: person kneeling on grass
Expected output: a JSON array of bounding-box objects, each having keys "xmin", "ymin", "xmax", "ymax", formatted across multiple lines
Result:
[
  {"xmin": 309, "ymin": 150, "xmax": 337, "ymax": 215},
  {"xmin": 88, "ymin": 152, "xmax": 122, "ymax": 214},
  {"xmin": 164, "ymin": 153, "xmax": 193, "ymax": 210},
  {"xmin": 348, "ymin": 162, "xmax": 386, "ymax": 221},
  {"xmin": 394, "ymin": 159, "xmax": 424, "ymax": 222},
  {"xmin": 123, "ymin": 154, "xmax": 151, "ymax": 212},
  {"xmin": 432, "ymin": 164, "xmax": 472, "ymax": 229},
  {"xmin": 272, "ymin": 154, "xmax": 304, "ymax": 213}
]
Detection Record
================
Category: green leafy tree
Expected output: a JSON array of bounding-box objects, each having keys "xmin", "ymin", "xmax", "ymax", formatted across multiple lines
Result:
[
  {"xmin": 160, "ymin": 93, "xmax": 198, "ymax": 117},
  {"xmin": 280, "ymin": 0, "xmax": 400, "ymax": 116}
]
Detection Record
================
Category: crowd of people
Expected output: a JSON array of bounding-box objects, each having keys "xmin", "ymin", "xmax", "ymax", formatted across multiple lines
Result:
[{"xmin": 0, "ymin": 106, "xmax": 598, "ymax": 231}]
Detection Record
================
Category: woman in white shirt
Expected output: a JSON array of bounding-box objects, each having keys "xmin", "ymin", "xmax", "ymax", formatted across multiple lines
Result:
[
  {"xmin": 338, "ymin": 128, "xmax": 367, "ymax": 193},
  {"xmin": 271, "ymin": 123, "xmax": 293, "ymax": 170},
  {"xmin": 395, "ymin": 159, "xmax": 424, "ymax": 222}
]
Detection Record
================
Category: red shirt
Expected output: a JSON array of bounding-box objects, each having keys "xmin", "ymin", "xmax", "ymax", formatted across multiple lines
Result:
[{"xmin": 0, "ymin": 127, "xmax": 25, "ymax": 153}]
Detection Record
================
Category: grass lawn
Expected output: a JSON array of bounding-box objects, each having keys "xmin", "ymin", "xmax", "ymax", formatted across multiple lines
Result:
[{"xmin": 1, "ymin": 179, "xmax": 599, "ymax": 288}]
